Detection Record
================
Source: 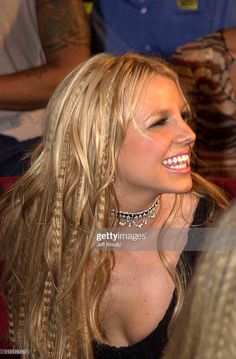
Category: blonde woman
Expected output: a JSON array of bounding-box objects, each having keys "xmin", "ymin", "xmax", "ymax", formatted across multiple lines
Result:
[
  {"xmin": 0, "ymin": 53, "xmax": 227, "ymax": 358},
  {"xmin": 163, "ymin": 202, "xmax": 236, "ymax": 359}
]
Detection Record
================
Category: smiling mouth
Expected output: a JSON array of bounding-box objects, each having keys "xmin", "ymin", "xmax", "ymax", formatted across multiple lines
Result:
[{"xmin": 162, "ymin": 153, "xmax": 190, "ymax": 169}]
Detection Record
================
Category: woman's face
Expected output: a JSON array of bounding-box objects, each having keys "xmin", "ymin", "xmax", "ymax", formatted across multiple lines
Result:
[{"xmin": 114, "ymin": 75, "xmax": 196, "ymax": 204}]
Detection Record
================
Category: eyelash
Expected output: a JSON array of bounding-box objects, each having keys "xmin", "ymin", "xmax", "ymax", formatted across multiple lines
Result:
[
  {"xmin": 149, "ymin": 118, "xmax": 167, "ymax": 128},
  {"xmin": 149, "ymin": 111, "xmax": 192, "ymax": 129}
]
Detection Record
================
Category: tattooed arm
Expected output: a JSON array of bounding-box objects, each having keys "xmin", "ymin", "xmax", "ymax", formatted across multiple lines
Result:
[{"xmin": 0, "ymin": 0, "xmax": 91, "ymax": 111}]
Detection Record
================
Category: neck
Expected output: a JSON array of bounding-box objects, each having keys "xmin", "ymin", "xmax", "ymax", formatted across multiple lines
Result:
[{"xmin": 114, "ymin": 185, "xmax": 161, "ymax": 213}]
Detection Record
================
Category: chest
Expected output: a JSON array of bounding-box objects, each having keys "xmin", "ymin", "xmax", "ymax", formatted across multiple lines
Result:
[
  {"xmin": 99, "ymin": 251, "xmax": 179, "ymax": 346},
  {"xmin": 99, "ymin": 195, "xmax": 198, "ymax": 346}
]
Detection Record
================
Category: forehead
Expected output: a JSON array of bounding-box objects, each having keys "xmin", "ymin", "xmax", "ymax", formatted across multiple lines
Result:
[{"xmin": 135, "ymin": 75, "xmax": 186, "ymax": 118}]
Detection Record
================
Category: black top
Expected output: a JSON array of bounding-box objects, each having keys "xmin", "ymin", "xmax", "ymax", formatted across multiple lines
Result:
[{"xmin": 93, "ymin": 197, "xmax": 212, "ymax": 359}]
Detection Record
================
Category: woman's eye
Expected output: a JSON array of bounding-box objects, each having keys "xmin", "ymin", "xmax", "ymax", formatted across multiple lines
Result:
[
  {"xmin": 149, "ymin": 118, "xmax": 167, "ymax": 128},
  {"xmin": 181, "ymin": 111, "xmax": 192, "ymax": 123}
]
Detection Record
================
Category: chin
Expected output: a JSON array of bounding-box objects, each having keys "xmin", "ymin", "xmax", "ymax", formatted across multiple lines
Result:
[
  {"xmin": 165, "ymin": 177, "xmax": 193, "ymax": 194},
  {"xmin": 175, "ymin": 181, "xmax": 193, "ymax": 193}
]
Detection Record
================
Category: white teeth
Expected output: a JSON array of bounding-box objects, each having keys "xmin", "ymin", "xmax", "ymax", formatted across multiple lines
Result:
[
  {"xmin": 169, "ymin": 163, "xmax": 187, "ymax": 169},
  {"xmin": 162, "ymin": 154, "xmax": 190, "ymax": 168}
]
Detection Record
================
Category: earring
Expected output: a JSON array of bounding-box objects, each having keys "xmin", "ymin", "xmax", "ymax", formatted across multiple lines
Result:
[{"xmin": 112, "ymin": 176, "xmax": 115, "ymax": 183}]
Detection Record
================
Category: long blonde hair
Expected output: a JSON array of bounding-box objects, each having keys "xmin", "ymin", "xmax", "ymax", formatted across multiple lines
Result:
[
  {"xmin": 163, "ymin": 202, "xmax": 236, "ymax": 359},
  {"xmin": 0, "ymin": 53, "xmax": 228, "ymax": 358}
]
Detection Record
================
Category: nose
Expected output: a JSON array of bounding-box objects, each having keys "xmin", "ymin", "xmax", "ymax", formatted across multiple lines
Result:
[{"xmin": 174, "ymin": 116, "xmax": 196, "ymax": 146}]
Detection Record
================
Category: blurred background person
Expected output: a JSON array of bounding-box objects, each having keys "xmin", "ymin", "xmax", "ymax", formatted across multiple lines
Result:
[
  {"xmin": 0, "ymin": 0, "xmax": 90, "ymax": 176},
  {"xmin": 171, "ymin": 27, "xmax": 236, "ymax": 178},
  {"xmin": 91, "ymin": 0, "xmax": 236, "ymax": 58},
  {"xmin": 163, "ymin": 201, "xmax": 236, "ymax": 359}
]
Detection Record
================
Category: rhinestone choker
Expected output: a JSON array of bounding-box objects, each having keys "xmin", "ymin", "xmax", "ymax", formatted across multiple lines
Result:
[{"xmin": 111, "ymin": 195, "xmax": 160, "ymax": 228}]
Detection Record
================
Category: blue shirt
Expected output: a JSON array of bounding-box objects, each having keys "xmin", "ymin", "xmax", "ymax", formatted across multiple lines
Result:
[{"xmin": 92, "ymin": 0, "xmax": 236, "ymax": 58}]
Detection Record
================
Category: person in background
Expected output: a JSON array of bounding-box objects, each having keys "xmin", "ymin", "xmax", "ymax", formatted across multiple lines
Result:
[
  {"xmin": 91, "ymin": 0, "xmax": 236, "ymax": 58},
  {"xmin": 171, "ymin": 27, "xmax": 236, "ymax": 178},
  {"xmin": 163, "ymin": 201, "xmax": 236, "ymax": 359},
  {"xmin": 0, "ymin": 52, "xmax": 227, "ymax": 358},
  {"xmin": 0, "ymin": 0, "xmax": 90, "ymax": 176}
]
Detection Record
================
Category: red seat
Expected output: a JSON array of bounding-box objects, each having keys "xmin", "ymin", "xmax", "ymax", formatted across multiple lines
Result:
[
  {"xmin": 210, "ymin": 177, "xmax": 236, "ymax": 199},
  {"xmin": 0, "ymin": 177, "xmax": 18, "ymax": 192}
]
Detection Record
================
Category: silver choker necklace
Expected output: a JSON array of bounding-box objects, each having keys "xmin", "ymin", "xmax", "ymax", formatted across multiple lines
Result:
[{"xmin": 111, "ymin": 196, "xmax": 160, "ymax": 228}]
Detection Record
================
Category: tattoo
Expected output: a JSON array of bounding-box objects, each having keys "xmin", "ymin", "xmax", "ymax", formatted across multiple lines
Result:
[
  {"xmin": 37, "ymin": 0, "xmax": 91, "ymax": 53},
  {"xmin": 24, "ymin": 65, "xmax": 49, "ymax": 80}
]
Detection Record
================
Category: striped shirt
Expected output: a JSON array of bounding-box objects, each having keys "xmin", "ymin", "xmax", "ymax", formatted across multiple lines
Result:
[{"xmin": 172, "ymin": 31, "xmax": 236, "ymax": 178}]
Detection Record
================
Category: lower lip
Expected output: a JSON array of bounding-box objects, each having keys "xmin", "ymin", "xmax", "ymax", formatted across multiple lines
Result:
[{"xmin": 163, "ymin": 165, "xmax": 192, "ymax": 174}]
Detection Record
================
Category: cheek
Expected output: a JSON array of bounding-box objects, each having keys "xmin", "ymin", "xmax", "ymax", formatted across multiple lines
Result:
[
  {"xmin": 118, "ymin": 136, "xmax": 147, "ymax": 165},
  {"xmin": 144, "ymin": 139, "xmax": 168, "ymax": 162},
  {"xmin": 118, "ymin": 135, "xmax": 168, "ymax": 172}
]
